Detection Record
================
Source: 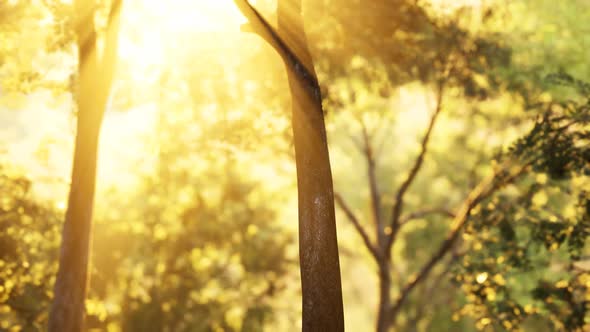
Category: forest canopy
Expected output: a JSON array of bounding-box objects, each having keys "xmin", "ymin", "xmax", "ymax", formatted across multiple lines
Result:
[{"xmin": 0, "ymin": 0, "xmax": 588, "ymax": 331}]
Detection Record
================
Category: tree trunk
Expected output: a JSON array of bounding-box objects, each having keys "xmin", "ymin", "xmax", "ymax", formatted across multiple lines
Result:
[
  {"xmin": 278, "ymin": 0, "xmax": 344, "ymax": 331},
  {"xmin": 227, "ymin": 0, "xmax": 347, "ymax": 328},
  {"xmin": 48, "ymin": 2, "xmax": 122, "ymax": 331},
  {"xmin": 48, "ymin": 115, "xmax": 100, "ymax": 332},
  {"xmin": 376, "ymin": 261, "xmax": 392, "ymax": 332},
  {"xmin": 277, "ymin": 1, "xmax": 345, "ymax": 330}
]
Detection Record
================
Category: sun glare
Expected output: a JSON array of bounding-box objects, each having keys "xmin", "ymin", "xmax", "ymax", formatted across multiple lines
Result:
[
  {"xmin": 427, "ymin": 0, "xmax": 483, "ymax": 14},
  {"xmin": 142, "ymin": 0, "xmax": 247, "ymax": 32},
  {"xmin": 96, "ymin": 1, "xmax": 252, "ymax": 192},
  {"xmin": 125, "ymin": 0, "xmax": 247, "ymax": 40},
  {"xmin": 119, "ymin": 0, "xmax": 248, "ymax": 68}
]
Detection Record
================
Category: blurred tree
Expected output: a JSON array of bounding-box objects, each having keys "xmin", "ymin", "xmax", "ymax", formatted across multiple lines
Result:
[
  {"xmin": 0, "ymin": 161, "xmax": 61, "ymax": 331},
  {"xmin": 87, "ymin": 59, "xmax": 297, "ymax": 330},
  {"xmin": 48, "ymin": 0, "xmax": 123, "ymax": 331},
  {"xmin": 110, "ymin": 164, "xmax": 293, "ymax": 331},
  {"xmin": 0, "ymin": 21, "xmax": 300, "ymax": 330},
  {"xmin": 455, "ymin": 74, "xmax": 590, "ymax": 331},
  {"xmin": 0, "ymin": 0, "xmax": 75, "ymax": 107},
  {"xmin": 308, "ymin": 0, "xmax": 590, "ymax": 331}
]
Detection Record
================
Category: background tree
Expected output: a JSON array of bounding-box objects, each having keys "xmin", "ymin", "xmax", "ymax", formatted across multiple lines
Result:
[
  {"xmin": 455, "ymin": 74, "xmax": 590, "ymax": 331},
  {"xmin": 0, "ymin": 160, "xmax": 61, "ymax": 331},
  {"xmin": 49, "ymin": 0, "xmax": 123, "ymax": 331},
  {"xmin": 304, "ymin": 0, "xmax": 589, "ymax": 330}
]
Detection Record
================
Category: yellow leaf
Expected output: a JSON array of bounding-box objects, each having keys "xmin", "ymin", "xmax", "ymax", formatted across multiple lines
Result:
[
  {"xmin": 493, "ymin": 274, "xmax": 506, "ymax": 286},
  {"xmin": 532, "ymin": 191, "xmax": 548, "ymax": 207},
  {"xmin": 536, "ymin": 173, "xmax": 548, "ymax": 184},
  {"xmin": 555, "ymin": 280, "xmax": 569, "ymax": 288}
]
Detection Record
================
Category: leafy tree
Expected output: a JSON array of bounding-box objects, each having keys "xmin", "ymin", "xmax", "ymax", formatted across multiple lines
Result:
[
  {"xmin": 0, "ymin": 161, "xmax": 61, "ymax": 331},
  {"xmin": 310, "ymin": 0, "xmax": 589, "ymax": 330},
  {"xmin": 455, "ymin": 74, "xmax": 590, "ymax": 331},
  {"xmin": 100, "ymin": 61, "xmax": 297, "ymax": 330},
  {"xmin": 95, "ymin": 162, "xmax": 294, "ymax": 331}
]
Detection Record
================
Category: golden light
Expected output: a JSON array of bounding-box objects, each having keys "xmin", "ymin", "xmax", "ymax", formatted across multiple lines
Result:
[
  {"xmin": 428, "ymin": 0, "xmax": 483, "ymax": 12},
  {"xmin": 141, "ymin": 0, "xmax": 247, "ymax": 32},
  {"xmin": 118, "ymin": 0, "xmax": 247, "ymax": 66},
  {"xmin": 96, "ymin": 0, "xmax": 251, "ymax": 191}
]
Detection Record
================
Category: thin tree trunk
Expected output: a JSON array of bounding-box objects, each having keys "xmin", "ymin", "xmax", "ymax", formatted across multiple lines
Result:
[
  {"xmin": 232, "ymin": 0, "xmax": 345, "ymax": 329},
  {"xmin": 48, "ymin": 1, "xmax": 122, "ymax": 331},
  {"xmin": 277, "ymin": 1, "xmax": 344, "ymax": 330},
  {"xmin": 376, "ymin": 261, "xmax": 392, "ymax": 332}
]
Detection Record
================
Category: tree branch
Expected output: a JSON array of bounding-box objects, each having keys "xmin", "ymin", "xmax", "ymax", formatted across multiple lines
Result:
[
  {"xmin": 76, "ymin": 0, "xmax": 123, "ymax": 64},
  {"xmin": 386, "ymin": 82, "xmax": 445, "ymax": 253},
  {"xmin": 359, "ymin": 120, "xmax": 385, "ymax": 248},
  {"xmin": 334, "ymin": 193, "xmax": 381, "ymax": 261},
  {"xmin": 399, "ymin": 207, "xmax": 456, "ymax": 225},
  {"xmin": 387, "ymin": 162, "xmax": 527, "ymax": 322},
  {"xmin": 405, "ymin": 250, "xmax": 462, "ymax": 331}
]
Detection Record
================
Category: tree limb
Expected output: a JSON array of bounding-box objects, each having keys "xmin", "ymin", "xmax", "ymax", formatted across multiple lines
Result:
[
  {"xmin": 359, "ymin": 120, "xmax": 385, "ymax": 248},
  {"xmin": 386, "ymin": 82, "xmax": 445, "ymax": 253},
  {"xmin": 77, "ymin": 0, "xmax": 123, "ymax": 64},
  {"xmin": 405, "ymin": 251, "xmax": 462, "ymax": 331},
  {"xmin": 387, "ymin": 162, "xmax": 527, "ymax": 322},
  {"xmin": 334, "ymin": 193, "xmax": 381, "ymax": 261},
  {"xmin": 399, "ymin": 207, "xmax": 456, "ymax": 225}
]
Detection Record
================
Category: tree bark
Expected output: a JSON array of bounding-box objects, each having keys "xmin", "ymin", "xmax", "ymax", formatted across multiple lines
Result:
[
  {"xmin": 233, "ymin": 0, "xmax": 345, "ymax": 330},
  {"xmin": 376, "ymin": 261, "xmax": 392, "ymax": 332},
  {"xmin": 278, "ymin": 3, "xmax": 344, "ymax": 331},
  {"xmin": 48, "ymin": 1, "xmax": 122, "ymax": 331}
]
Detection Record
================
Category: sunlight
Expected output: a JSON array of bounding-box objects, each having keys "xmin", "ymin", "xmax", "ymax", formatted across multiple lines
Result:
[
  {"xmin": 119, "ymin": 0, "xmax": 247, "ymax": 67},
  {"xmin": 2, "ymin": 0, "xmax": 590, "ymax": 330},
  {"xmin": 427, "ymin": 0, "xmax": 483, "ymax": 13},
  {"xmin": 142, "ymin": 0, "xmax": 247, "ymax": 33},
  {"xmin": 98, "ymin": 0, "xmax": 250, "ymax": 192}
]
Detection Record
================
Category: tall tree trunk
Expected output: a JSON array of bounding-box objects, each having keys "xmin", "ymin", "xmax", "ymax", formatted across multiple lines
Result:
[
  {"xmin": 48, "ymin": 1, "xmax": 122, "ymax": 331},
  {"xmin": 376, "ymin": 261, "xmax": 392, "ymax": 332},
  {"xmin": 233, "ymin": 0, "xmax": 345, "ymax": 329},
  {"xmin": 277, "ymin": 1, "xmax": 344, "ymax": 330}
]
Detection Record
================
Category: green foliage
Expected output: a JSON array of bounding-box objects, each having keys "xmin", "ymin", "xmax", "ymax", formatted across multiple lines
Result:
[
  {"xmin": 0, "ymin": 148, "xmax": 294, "ymax": 332},
  {"xmin": 310, "ymin": 0, "xmax": 515, "ymax": 111},
  {"xmin": 455, "ymin": 76, "xmax": 590, "ymax": 331},
  {"xmin": 0, "ymin": 162, "xmax": 61, "ymax": 331},
  {"xmin": 112, "ymin": 167, "xmax": 292, "ymax": 331}
]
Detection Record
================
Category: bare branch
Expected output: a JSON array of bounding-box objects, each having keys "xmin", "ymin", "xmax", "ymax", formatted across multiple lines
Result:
[
  {"xmin": 405, "ymin": 253, "xmax": 459, "ymax": 330},
  {"xmin": 348, "ymin": 132, "xmax": 365, "ymax": 154},
  {"xmin": 399, "ymin": 207, "xmax": 456, "ymax": 225},
  {"xmin": 76, "ymin": 0, "xmax": 123, "ymax": 63},
  {"xmin": 387, "ymin": 163, "xmax": 528, "ymax": 321},
  {"xmin": 359, "ymin": 120, "xmax": 386, "ymax": 248},
  {"xmin": 334, "ymin": 193, "xmax": 381, "ymax": 261},
  {"xmin": 386, "ymin": 82, "xmax": 445, "ymax": 253}
]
